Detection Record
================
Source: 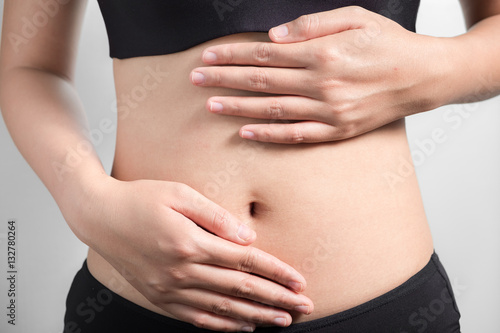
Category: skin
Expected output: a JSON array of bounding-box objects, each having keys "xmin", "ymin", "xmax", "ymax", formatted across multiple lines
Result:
[{"xmin": 0, "ymin": 1, "xmax": 499, "ymax": 332}]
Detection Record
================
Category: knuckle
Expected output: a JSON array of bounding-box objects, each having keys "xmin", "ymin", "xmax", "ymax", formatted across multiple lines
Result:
[
  {"xmin": 172, "ymin": 182, "xmax": 191, "ymax": 200},
  {"xmin": 339, "ymin": 122, "xmax": 357, "ymax": 139},
  {"xmin": 227, "ymin": 99, "xmax": 242, "ymax": 116},
  {"xmin": 233, "ymin": 278, "xmax": 255, "ymax": 298},
  {"xmin": 297, "ymin": 13, "xmax": 320, "ymax": 37},
  {"xmin": 223, "ymin": 45, "xmax": 235, "ymax": 64},
  {"xmin": 171, "ymin": 241, "xmax": 197, "ymax": 260},
  {"xmin": 192, "ymin": 314, "xmax": 210, "ymax": 329},
  {"xmin": 289, "ymin": 127, "xmax": 304, "ymax": 143},
  {"xmin": 249, "ymin": 69, "xmax": 269, "ymax": 90},
  {"xmin": 168, "ymin": 267, "xmax": 188, "ymax": 283},
  {"xmin": 144, "ymin": 281, "xmax": 169, "ymax": 304},
  {"xmin": 213, "ymin": 71, "xmax": 223, "ymax": 86},
  {"xmin": 252, "ymin": 43, "xmax": 272, "ymax": 64},
  {"xmin": 238, "ymin": 248, "xmax": 258, "ymax": 272},
  {"xmin": 259, "ymin": 127, "xmax": 274, "ymax": 141},
  {"xmin": 309, "ymin": 76, "xmax": 337, "ymax": 100},
  {"xmin": 331, "ymin": 99, "xmax": 355, "ymax": 116},
  {"xmin": 211, "ymin": 209, "xmax": 230, "ymax": 232},
  {"xmin": 211, "ymin": 299, "xmax": 232, "ymax": 316},
  {"xmin": 313, "ymin": 45, "xmax": 338, "ymax": 65},
  {"xmin": 348, "ymin": 5, "xmax": 366, "ymax": 16},
  {"xmin": 266, "ymin": 100, "xmax": 285, "ymax": 119},
  {"xmin": 268, "ymin": 262, "xmax": 286, "ymax": 282},
  {"xmin": 329, "ymin": 113, "xmax": 356, "ymax": 140},
  {"xmin": 272, "ymin": 291, "xmax": 289, "ymax": 306},
  {"xmin": 316, "ymin": 77, "xmax": 340, "ymax": 93},
  {"xmin": 145, "ymin": 292, "xmax": 163, "ymax": 305},
  {"xmin": 249, "ymin": 311, "xmax": 265, "ymax": 324}
]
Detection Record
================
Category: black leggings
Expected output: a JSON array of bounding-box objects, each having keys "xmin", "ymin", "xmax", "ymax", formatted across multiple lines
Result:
[{"xmin": 63, "ymin": 252, "xmax": 461, "ymax": 333}]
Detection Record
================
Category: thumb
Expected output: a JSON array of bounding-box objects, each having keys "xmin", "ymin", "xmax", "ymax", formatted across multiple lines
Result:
[
  {"xmin": 269, "ymin": 6, "xmax": 373, "ymax": 43},
  {"xmin": 173, "ymin": 184, "xmax": 257, "ymax": 245}
]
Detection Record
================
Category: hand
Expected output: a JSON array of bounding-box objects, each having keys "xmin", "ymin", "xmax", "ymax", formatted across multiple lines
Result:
[
  {"xmin": 191, "ymin": 6, "xmax": 447, "ymax": 143},
  {"xmin": 79, "ymin": 176, "xmax": 313, "ymax": 332}
]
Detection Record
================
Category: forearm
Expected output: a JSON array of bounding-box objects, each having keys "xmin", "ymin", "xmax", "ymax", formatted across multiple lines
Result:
[
  {"xmin": 439, "ymin": 14, "xmax": 500, "ymax": 105},
  {"xmin": 0, "ymin": 67, "xmax": 108, "ymax": 243}
]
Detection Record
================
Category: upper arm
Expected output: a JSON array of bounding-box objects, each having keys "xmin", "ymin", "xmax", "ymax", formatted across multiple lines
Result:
[
  {"xmin": 0, "ymin": 0, "xmax": 88, "ymax": 82},
  {"xmin": 459, "ymin": 0, "xmax": 500, "ymax": 29}
]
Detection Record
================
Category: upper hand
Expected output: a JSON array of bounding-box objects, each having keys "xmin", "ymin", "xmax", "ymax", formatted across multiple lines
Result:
[
  {"xmin": 79, "ymin": 176, "xmax": 313, "ymax": 332},
  {"xmin": 191, "ymin": 6, "xmax": 446, "ymax": 143}
]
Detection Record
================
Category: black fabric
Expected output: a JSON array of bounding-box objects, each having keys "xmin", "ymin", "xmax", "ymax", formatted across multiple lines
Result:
[
  {"xmin": 63, "ymin": 252, "xmax": 461, "ymax": 332},
  {"xmin": 96, "ymin": 0, "xmax": 421, "ymax": 59}
]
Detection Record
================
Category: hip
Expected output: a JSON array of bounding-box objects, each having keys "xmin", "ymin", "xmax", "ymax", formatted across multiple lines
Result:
[{"xmin": 66, "ymin": 252, "xmax": 460, "ymax": 332}]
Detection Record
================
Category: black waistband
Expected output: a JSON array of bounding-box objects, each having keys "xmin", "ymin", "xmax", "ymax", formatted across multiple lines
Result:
[
  {"xmin": 258, "ymin": 252, "xmax": 441, "ymax": 332},
  {"xmin": 76, "ymin": 252, "xmax": 442, "ymax": 332}
]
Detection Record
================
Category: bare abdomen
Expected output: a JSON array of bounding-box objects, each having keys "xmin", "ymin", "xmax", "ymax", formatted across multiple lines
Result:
[{"xmin": 92, "ymin": 32, "xmax": 434, "ymax": 322}]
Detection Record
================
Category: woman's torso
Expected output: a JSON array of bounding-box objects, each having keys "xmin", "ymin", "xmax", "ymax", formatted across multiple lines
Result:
[{"xmin": 87, "ymin": 29, "xmax": 433, "ymax": 323}]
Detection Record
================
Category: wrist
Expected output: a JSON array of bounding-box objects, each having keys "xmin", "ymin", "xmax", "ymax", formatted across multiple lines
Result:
[
  {"xmin": 433, "ymin": 35, "xmax": 473, "ymax": 106},
  {"xmin": 435, "ymin": 30, "xmax": 500, "ymax": 106},
  {"xmin": 57, "ymin": 167, "xmax": 118, "ymax": 247},
  {"xmin": 405, "ymin": 34, "xmax": 458, "ymax": 113}
]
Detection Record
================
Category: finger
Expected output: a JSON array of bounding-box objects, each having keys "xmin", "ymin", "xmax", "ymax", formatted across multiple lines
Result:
[
  {"xmin": 168, "ymin": 289, "xmax": 293, "ymax": 327},
  {"xmin": 239, "ymin": 121, "xmax": 346, "ymax": 144},
  {"xmin": 202, "ymin": 41, "xmax": 309, "ymax": 68},
  {"xmin": 198, "ymin": 234, "xmax": 307, "ymax": 293},
  {"xmin": 163, "ymin": 303, "xmax": 257, "ymax": 332},
  {"xmin": 170, "ymin": 183, "xmax": 257, "ymax": 245},
  {"xmin": 269, "ymin": 6, "xmax": 378, "ymax": 43},
  {"xmin": 191, "ymin": 66, "xmax": 313, "ymax": 95},
  {"xmin": 207, "ymin": 95, "xmax": 327, "ymax": 122},
  {"xmin": 191, "ymin": 264, "xmax": 313, "ymax": 314}
]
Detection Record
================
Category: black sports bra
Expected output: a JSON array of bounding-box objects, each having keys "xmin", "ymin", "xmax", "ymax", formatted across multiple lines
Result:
[{"xmin": 97, "ymin": 0, "xmax": 420, "ymax": 59}]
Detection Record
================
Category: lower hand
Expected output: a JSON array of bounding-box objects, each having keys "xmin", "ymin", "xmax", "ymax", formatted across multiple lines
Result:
[
  {"xmin": 191, "ymin": 6, "xmax": 447, "ymax": 143},
  {"xmin": 78, "ymin": 176, "xmax": 313, "ymax": 332}
]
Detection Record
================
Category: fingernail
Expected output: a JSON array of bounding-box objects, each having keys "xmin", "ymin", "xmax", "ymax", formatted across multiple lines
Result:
[
  {"xmin": 273, "ymin": 317, "xmax": 288, "ymax": 327},
  {"xmin": 203, "ymin": 51, "xmax": 217, "ymax": 63},
  {"xmin": 210, "ymin": 101, "xmax": 223, "ymax": 113},
  {"xmin": 241, "ymin": 325, "xmax": 254, "ymax": 332},
  {"xmin": 191, "ymin": 71, "xmax": 205, "ymax": 85},
  {"xmin": 237, "ymin": 224, "xmax": 254, "ymax": 241},
  {"xmin": 288, "ymin": 281, "xmax": 303, "ymax": 292},
  {"xmin": 271, "ymin": 25, "xmax": 289, "ymax": 38},
  {"xmin": 241, "ymin": 130, "xmax": 255, "ymax": 139},
  {"xmin": 294, "ymin": 305, "xmax": 310, "ymax": 314}
]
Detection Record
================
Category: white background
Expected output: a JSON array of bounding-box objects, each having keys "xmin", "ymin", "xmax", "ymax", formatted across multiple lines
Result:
[{"xmin": 0, "ymin": 0, "xmax": 499, "ymax": 332}]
